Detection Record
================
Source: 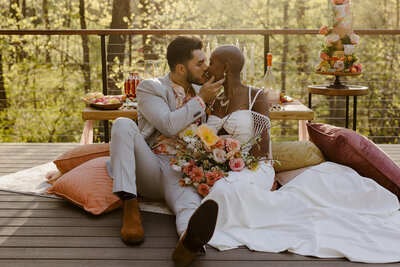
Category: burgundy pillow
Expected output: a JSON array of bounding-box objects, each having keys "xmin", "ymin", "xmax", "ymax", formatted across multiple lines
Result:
[{"xmin": 307, "ymin": 123, "xmax": 400, "ymax": 199}]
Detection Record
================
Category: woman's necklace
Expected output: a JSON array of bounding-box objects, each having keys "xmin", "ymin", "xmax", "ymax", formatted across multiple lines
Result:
[{"xmin": 216, "ymin": 92, "xmax": 229, "ymax": 107}]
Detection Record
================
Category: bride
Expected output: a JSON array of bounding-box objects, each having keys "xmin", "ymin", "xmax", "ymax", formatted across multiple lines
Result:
[{"xmin": 203, "ymin": 45, "xmax": 400, "ymax": 263}]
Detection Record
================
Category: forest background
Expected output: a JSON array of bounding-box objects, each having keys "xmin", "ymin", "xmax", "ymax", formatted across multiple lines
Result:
[{"xmin": 0, "ymin": 0, "xmax": 399, "ymax": 144}]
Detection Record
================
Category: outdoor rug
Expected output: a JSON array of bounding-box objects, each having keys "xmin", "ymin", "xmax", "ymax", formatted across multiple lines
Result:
[{"xmin": 0, "ymin": 162, "xmax": 173, "ymax": 215}]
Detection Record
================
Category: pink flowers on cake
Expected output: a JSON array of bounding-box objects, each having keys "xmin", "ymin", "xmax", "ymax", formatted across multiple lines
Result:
[
  {"xmin": 319, "ymin": 26, "xmax": 330, "ymax": 36},
  {"xmin": 350, "ymin": 33, "xmax": 359, "ymax": 45},
  {"xmin": 331, "ymin": 0, "xmax": 350, "ymax": 5},
  {"xmin": 350, "ymin": 64, "xmax": 362, "ymax": 73}
]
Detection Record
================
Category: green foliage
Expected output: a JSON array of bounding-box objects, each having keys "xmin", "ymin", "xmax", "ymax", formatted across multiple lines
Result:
[{"xmin": 0, "ymin": 0, "xmax": 399, "ymax": 144}]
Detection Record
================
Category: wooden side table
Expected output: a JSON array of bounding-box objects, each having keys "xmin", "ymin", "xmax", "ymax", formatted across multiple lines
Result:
[
  {"xmin": 81, "ymin": 107, "xmax": 137, "ymax": 144},
  {"xmin": 307, "ymin": 85, "xmax": 368, "ymax": 131}
]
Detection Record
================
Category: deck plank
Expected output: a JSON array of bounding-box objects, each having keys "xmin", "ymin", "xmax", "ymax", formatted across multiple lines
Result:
[{"xmin": 0, "ymin": 143, "xmax": 399, "ymax": 266}]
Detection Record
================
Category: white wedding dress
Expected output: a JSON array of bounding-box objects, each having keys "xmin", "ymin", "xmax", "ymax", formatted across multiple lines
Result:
[{"xmin": 204, "ymin": 88, "xmax": 400, "ymax": 263}]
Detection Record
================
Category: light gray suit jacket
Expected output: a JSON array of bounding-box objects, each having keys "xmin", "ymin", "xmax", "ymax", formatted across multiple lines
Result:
[{"xmin": 136, "ymin": 73, "xmax": 206, "ymax": 147}]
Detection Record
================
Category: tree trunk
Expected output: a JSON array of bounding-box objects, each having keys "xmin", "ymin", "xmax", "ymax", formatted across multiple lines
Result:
[
  {"xmin": 9, "ymin": 0, "xmax": 26, "ymax": 62},
  {"xmin": 42, "ymin": 0, "xmax": 52, "ymax": 64},
  {"xmin": 0, "ymin": 52, "xmax": 7, "ymax": 112},
  {"xmin": 280, "ymin": 0, "xmax": 289, "ymax": 137},
  {"xmin": 296, "ymin": 0, "xmax": 307, "ymax": 73},
  {"xmin": 79, "ymin": 0, "xmax": 91, "ymax": 93},
  {"xmin": 139, "ymin": 0, "xmax": 161, "ymax": 62},
  {"xmin": 280, "ymin": 0, "xmax": 289, "ymax": 94},
  {"xmin": 106, "ymin": 0, "xmax": 130, "ymax": 95}
]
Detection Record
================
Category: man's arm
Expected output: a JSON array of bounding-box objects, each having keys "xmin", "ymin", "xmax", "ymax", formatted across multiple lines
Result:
[{"xmin": 137, "ymin": 79, "xmax": 205, "ymax": 137}]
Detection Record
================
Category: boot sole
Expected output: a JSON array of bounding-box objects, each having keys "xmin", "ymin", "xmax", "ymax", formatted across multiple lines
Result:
[
  {"xmin": 121, "ymin": 235, "xmax": 145, "ymax": 246},
  {"xmin": 185, "ymin": 199, "xmax": 219, "ymax": 248}
]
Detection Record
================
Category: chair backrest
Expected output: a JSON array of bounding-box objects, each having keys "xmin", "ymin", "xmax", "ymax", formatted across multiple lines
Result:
[{"xmin": 252, "ymin": 111, "xmax": 273, "ymax": 160}]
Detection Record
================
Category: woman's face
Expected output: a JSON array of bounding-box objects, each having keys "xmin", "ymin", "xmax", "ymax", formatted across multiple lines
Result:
[{"xmin": 207, "ymin": 52, "xmax": 225, "ymax": 80}]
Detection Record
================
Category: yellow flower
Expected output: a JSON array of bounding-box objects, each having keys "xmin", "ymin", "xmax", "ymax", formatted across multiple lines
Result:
[
  {"xmin": 196, "ymin": 124, "xmax": 220, "ymax": 149},
  {"xmin": 179, "ymin": 124, "xmax": 198, "ymax": 139}
]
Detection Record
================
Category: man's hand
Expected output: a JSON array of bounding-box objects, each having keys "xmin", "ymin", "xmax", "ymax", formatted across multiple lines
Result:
[{"xmin": 198, "ymin": 76, "xmax": 225, "ymax": 104}]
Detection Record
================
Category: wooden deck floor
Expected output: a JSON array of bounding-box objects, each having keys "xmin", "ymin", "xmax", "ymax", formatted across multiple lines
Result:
[{"xmin": 0, "ymin": 143, "xmax": 399, "ymax": 267}]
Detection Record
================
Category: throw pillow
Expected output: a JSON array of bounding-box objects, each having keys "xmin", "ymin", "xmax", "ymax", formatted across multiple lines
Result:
[
  {"xmin": 275, "ymin": 167, "xmax": 308, "ymax": 185},
  {"xmin": 307, "ymin": 123, "xmax": 400, "ymax": 198},
  {"xmin": 271, "ymin": 141, "xmax": 326, "ymax": 173},
  {"xmin": 54, "ymin": 143, "xmax": 110, "ymax": 174},
  {"xmin": 46, "ymin": 156, "xmax": 122, "ymax": 215}
]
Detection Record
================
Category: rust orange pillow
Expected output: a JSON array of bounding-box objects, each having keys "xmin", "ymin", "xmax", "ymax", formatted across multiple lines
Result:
[
  {"xmin": 54, "ymin": 143, "xmax": 110, "ymax": 174},
  {"xmin": 307, "ymin": 123, "xmax": 400, "ymax": 199},
  {"xmin": 47, "ymin": 156, "xmax": 122, "ymax": 215}
]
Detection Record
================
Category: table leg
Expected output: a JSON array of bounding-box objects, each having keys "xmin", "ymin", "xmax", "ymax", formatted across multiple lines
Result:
[
  {"xmin": 308, "ymin": 93, "xmax": 312, "ymax": 109},
  {"xmin": 345, "ymin": 96, "xmax": 349, "ymax": 128},
  {"xmin": 104, "ymin": 120, "xmax": 109, "ymax": 143},
  {"xmin": 298, "ymin": 120, "xmax": 309, "ymax": 141},
  {"xmin": 353, "ymin": 96, "xmax": 357, "ymax": 131},
  {"xmin": 80, "ymin": 120, "xmax": 94, "ymax": 145}
]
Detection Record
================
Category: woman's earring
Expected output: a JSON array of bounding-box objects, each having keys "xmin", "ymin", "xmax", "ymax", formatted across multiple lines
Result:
[{"xmin": 223, "ymin": 71, "xmax": 227, "ymax": 78}]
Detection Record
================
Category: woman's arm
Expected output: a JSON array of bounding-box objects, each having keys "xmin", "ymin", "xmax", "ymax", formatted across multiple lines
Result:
[{"xmin": 249, "ymin": 88, "xmax": 271, "ymax": 159}]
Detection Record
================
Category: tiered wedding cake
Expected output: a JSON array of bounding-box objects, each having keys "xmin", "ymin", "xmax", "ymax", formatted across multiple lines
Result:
[{"xmin": 315, "ymin": 0, "xmax": 362, "ymax": 73}]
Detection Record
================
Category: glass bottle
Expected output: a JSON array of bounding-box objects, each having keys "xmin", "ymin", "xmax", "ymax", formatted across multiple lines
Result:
[
  {"xmin": 262, "ymin": 53, "xmax": 279, "ymax": 103},
  {"xmin": 263, "ymin": 53, "xmax": 276, "ymax": 91}
]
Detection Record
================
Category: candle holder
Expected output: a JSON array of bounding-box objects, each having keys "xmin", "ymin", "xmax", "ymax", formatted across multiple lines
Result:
[{"xmin": 250, "ymin": 77, "xmax": 254, "ymax": 86}]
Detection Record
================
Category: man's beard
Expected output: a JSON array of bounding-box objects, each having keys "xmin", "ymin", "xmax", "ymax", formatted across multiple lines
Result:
[{"xmin": 186, "ymin": 67, "xmax": 205, "ymax": 86}]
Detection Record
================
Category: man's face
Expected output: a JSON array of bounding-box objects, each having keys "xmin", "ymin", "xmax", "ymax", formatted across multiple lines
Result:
[{"xmin": 184, "ymin": 49, "xmax": 208, "ymax": 85}]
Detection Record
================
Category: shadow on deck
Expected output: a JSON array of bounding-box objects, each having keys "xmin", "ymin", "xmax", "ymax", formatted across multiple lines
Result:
[{"xmin": 0, "ymin": 143, "xmax": 399, "ymax": 266}]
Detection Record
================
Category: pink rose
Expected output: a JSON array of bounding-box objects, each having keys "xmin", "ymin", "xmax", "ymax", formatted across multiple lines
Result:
[
  {"xmin": 225, "ymin": 138, "xmax": 240, "ymax": 152},
  {"xmin": 189, "ymin": 166, "xmax": 204, "ymax": 183},
  {"xmin": 229, "ymin": 157, "xmax": 245, "ymax": 172},
  {"xmin": 197, "ymin": 183, "xmax": 210, "ymax": 197},
  {"xmin": 350, "ymin": 64, "xmax": 362, "ymax": 72},
  {"xmin": 205, "ymin": 170, "xmax": 224, "ymax": 186},
  {"xmin": 212, "ymin": 148, "xmax": 226, "ymax": 163},
  {"xmin": 319, "ymin": 26, "xmax": 329, "ymax": 35}
]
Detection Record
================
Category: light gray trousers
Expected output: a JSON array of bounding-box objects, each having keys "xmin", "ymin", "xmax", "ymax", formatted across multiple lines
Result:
[{"xmin": 106, "ymin": 118, "xmax": 202, "ymax": 236}]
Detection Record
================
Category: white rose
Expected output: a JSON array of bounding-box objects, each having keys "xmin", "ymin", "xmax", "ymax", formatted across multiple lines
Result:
[
  {"xmin": 326, "ymin": 34, "xmax": 340, "ymax": 45},
  {"xmin": 344, "ymin": 44, "xmax": 355, "ymax": 55},
  {"xmin": 172, "ymin": 165, "xmax": 182, "ymax": 172},
  {"xmin": 184, "ymin": 177, "xmax": 191, "ymax": 184}
]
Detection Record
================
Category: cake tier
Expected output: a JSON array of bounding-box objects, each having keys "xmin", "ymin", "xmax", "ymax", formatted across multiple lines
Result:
[{"xmin": 332, "ymin": 3, "xmax": 351, "ymax": 29}]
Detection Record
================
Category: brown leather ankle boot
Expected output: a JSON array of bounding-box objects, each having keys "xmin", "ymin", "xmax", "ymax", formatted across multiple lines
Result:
[
  {"xmin": 121, "ymin": 198, "xmax": 145, "ymax": 245},
  {"xmin": 172, "ymin": 200, "xmax": 218, "ymax": 267}
]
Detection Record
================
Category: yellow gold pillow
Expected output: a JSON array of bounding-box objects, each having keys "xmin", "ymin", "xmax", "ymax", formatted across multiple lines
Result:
[{"xmin": 272, "ymin": 141, "xmax": 326, "ymax": 173}]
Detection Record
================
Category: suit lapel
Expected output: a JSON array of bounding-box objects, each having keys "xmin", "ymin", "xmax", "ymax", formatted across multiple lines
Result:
[{"xmin": 161, "ymin": 73, "xmax": 176, "ymax": 111}]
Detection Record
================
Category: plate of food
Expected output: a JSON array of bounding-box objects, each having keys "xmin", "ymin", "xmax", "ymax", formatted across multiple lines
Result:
[{"xmin": 82, "ymin": 92, "xmax": 124, "ymax": 110}]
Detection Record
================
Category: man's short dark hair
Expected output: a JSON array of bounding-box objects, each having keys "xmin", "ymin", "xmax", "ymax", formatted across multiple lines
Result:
[{"xmin": 167, "ymin": 36, "xmax": 203, "ymax": 72}]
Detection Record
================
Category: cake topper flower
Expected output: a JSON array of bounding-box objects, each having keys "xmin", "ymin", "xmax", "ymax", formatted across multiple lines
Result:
[
  {"xmin": 344, "ymin": 44, "xmax": 355, "ymax": 55},
  {"xmin": 350, "ymin": 33, "xmax": 360, "ymax": 45},
  {"xmin": 331, "ymin": 0, "xmax": 350, "ymax": 5},
  {"xmin": 325, "ymin": 33, "xmax": 340, "ymax": 46},
  {"xmin": 334, "ymin": 60, "xmax": 345, "ymax": 71},
  {"xmin": 319, "ymin": 26, "xmax": 330, "ymax": 36}
]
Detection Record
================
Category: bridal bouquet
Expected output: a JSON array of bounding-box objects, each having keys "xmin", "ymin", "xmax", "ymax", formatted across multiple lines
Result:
[{"xmin": 170, "ymin": 124, "xmax": 260, "ymax": 197}]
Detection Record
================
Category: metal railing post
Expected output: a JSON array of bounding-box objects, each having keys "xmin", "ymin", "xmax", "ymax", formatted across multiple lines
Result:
[
  {"xmin": 100, "ymin": 35, "xmax": 109, "ymax": 143},
  {"xmin": 263, "ymin": 34, "xmax": 270, "ymax": 75}
]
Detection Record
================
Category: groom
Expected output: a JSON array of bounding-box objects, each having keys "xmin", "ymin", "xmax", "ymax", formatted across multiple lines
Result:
[{"xmin": 106, "ymin": 36, "xmax": 224, "ymax": 266}]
